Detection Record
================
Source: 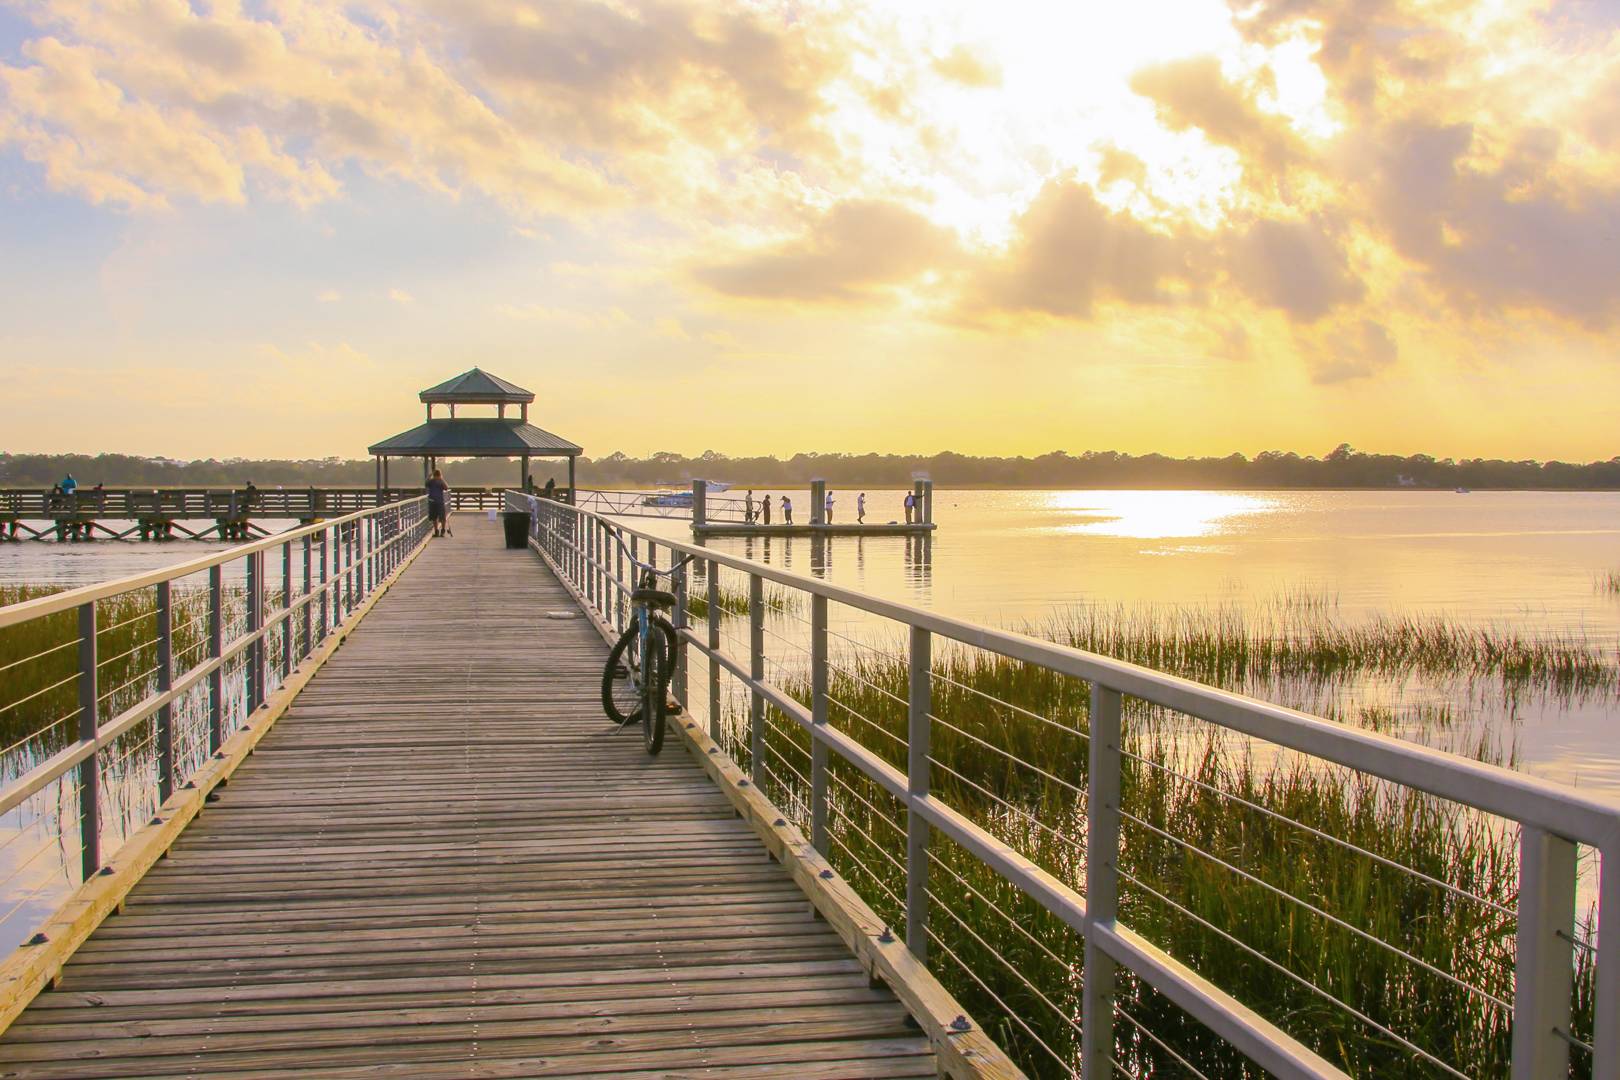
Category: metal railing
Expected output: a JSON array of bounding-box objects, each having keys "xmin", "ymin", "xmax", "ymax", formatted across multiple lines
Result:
[
  {"xmin": 0, "ymin": 499, "xmax": 431, "ymax": 946},
  {"xmin": 0, "ymin": 486, "xmax": 522, "ymax": 539},
  {"xmin": 511, "ymin": 490, "xmax": 1618, "ymax": 1080}
]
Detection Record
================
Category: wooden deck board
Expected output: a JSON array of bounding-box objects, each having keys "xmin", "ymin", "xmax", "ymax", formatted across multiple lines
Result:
[{"xmin": 0, "ymin": 520, "xmax": 934, "ymax": 1078}]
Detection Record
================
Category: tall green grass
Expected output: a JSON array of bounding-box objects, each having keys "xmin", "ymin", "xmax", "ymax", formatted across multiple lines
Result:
[
  {"xmin": 1601, "ymin": 571, "xmax": 1620, "ymax": 597},
  {"xmin": 685, "ymin": 581, "xmax": 801, "ymax": 619},
  {"xmin": 704, "ymin": 613, "xmax": 1602, "ymax": 1078}
]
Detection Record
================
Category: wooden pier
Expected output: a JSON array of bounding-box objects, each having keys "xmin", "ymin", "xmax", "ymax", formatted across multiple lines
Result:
[{"xmin": 0, "ymin": 519, "xmax": 974, "ymax": 1078}]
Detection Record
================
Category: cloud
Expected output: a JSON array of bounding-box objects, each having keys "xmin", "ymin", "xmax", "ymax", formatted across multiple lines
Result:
[
  {"xmin": 1129, "ymin": 55, "xmax": 1301, "ymax": 173},
  {"xmin": 1224, "ymin": 218, "xmax": 1362, "ymax": 320},
  {"xmin": 1311, "ymin": 318, "xmax": 1398, "ymax": 384},
  {"xmin": 388, "ymin": 288, "xmax": 415, "ymax": 304},
  {"xmin": 970, "ymin": 181, "xmax": 1208, "ymax": 319},
  {"xmin": 694, "ymin": 200, "xmax": 959, "ymax": 302},
  {"xmin": 932, "ymin": 46, "xmax": 1000, "ymax": 88}
]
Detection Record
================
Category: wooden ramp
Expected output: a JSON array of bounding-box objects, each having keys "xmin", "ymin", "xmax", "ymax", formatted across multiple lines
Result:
[{"xmin": 0, "ymin": 519, "xmax": 936, "ymax": 1078}]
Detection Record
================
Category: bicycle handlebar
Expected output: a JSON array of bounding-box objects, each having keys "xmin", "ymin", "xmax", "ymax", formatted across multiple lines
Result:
[{"xmin": 598, "ymin": 521, "xmax": 696, "ymax": 577}]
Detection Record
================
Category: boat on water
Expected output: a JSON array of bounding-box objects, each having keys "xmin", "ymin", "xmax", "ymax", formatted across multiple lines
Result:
[
  {"xmin": 643, "ymin": 480, "xmax": 732, "ymax": 508},
  {"xmin": 1455, "ymin": 487, "xmax": 1471, "ymax": 494}
]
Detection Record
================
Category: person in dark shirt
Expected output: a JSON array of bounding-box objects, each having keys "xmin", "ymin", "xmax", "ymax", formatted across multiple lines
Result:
[{"xmin": 426, "ymin": 469, "xmax": 450, "ymax": 537}]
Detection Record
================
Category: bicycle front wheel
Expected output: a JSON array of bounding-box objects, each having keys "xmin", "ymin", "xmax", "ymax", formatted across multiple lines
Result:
[
  {"xmin": 602, "ymin": 624, "xmax": 647, "ymax": 727},
  {"xmin": 641, "ymin": 628, "xmax": 669, "ymax": 755}
]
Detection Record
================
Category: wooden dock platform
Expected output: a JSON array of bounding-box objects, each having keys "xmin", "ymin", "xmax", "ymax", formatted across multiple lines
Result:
[
  {"xmin": 0, "ymin": 519, "xmax": 938, "ymax": 1078},
  {"xmin": 692, "ymin": 523, "xmax": 936, "ymax": 539}
]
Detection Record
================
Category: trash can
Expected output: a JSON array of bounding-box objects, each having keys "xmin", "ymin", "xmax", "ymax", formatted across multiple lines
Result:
[{"xmin": 502, "ymin": 511, "xmax": 530, "ymax": 549}]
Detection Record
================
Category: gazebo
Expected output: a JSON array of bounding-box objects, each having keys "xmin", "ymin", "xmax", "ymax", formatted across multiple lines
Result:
[{"xmin": 367, "ymin": 369, "xmax": 582, "ymax": 499}]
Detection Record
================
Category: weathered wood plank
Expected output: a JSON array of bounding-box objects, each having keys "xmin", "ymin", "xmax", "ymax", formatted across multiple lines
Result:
[{"xmin": 0, "ymin": 519, "xmax": 945, "ymax": 1079}]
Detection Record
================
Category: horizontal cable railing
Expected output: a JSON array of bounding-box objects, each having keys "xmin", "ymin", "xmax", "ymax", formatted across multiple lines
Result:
[
  {"xmin": 0, "ymin": 498, "xmax": 432, "ymax": 952},
  {"xmin": 508, "ymin": 489, "xmax": 1618, "ymax": 1080}
]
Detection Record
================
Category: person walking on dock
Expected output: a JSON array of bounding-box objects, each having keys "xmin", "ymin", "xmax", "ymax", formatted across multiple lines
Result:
[
  {"xmin": 858, "ymin": 492, "xmax": 866, "ymax": 524},
  {"xmin": 426, "ymin": 468, "xmax": 450, "ymax": 538},
  {"xmin": 760, "ymin": 492, "xmax": 771, "ymax": 525},
  {"xmin": 781, "ymin": 495, "xmax": 793, "ymax": 524},
  {"xmin": 824, "ymin": 490, "xmax": 835, "ymax": 524},
  {"xmin": 745, "ymin": 490, "xmax": 755, "ymax": 523},
  {"xmin": 904, "ymin": 491, "xmax": 915, "ymax": 524}
]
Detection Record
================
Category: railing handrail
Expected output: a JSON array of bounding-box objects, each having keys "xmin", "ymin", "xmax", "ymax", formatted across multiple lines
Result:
[
  {"xmin": 508, "ymin": 491, "xmax": 1620, "ymax": 847},
  {"xmin": 0, "ymin": 498, "xmax": 427, "ymax": 630},
  {"xmin": 510, "ymin": 488, "xmax": 1619, "ymax": 1080}
]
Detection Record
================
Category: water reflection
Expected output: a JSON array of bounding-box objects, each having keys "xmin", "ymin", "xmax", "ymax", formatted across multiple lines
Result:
[{"xmin": 1047, "ymin": 490, "xmax": 1278, "ymax": 539}]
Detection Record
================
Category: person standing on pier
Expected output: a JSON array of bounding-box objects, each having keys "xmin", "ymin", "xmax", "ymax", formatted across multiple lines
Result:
[
  {"xmin": 426, "ymin": 468, "xmax": 450, "ymax": 538},
  {"xmin": 825, "ymin": 490, "xmax": 835, "ymax": 524},
  {"xmin": 760, "ymin": 492, "xmax": 771, "ymax": 525},
  {"xmin": 904, "ymin": 491, "xmax": 914, "ymax": 523},
  {"xmin": 745, "ymin": 490, "xmax": 755, "ymax": 523},
  {"xmin": 858, "ymin": 492, "xmax": 866, "ymax": 524},
  {"xmin": 781, "ymin": 494, "xmax": 793, "ymax": 524}
]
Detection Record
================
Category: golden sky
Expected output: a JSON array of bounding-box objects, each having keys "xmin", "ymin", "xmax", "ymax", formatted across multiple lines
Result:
[{"xmin": 1, "ymin": 0, "xmax": 1618, "ymax": 460}]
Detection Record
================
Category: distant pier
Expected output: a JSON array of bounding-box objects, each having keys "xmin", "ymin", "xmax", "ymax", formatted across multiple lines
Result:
[{"xmin": 689, "ymin": 478, "xmax": 935, "ymax": 538}]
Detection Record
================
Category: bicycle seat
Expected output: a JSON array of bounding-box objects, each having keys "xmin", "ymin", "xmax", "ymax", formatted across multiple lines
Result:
[{"xmin": 633, "ymin": 587, "xmax": 678, "ymax": 609}]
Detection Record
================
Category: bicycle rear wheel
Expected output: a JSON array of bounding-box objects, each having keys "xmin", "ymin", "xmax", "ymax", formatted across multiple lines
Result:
[
  {"xmin": 602, "ymin": 623, "xmax": 646, "ymax": 727},
  {"xmin": 641, "ymin": 628, "xmax": 669, "ymax": 754}
]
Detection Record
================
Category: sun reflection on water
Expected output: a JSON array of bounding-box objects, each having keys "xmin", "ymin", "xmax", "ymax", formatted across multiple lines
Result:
[{"xmin": 1047, "ymin": 490, "xmax": 1279, "ymax": 539}]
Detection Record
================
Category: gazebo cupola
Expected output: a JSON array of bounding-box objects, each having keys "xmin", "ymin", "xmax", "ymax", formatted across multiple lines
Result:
[{"xmin": 367, "ymin": 368, "xmax": 583, "ymax": 499}]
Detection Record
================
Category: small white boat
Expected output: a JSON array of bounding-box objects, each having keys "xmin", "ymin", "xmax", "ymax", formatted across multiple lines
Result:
[{"xmin": 1455, "ymin": 487, "xmax": 1471, "ymax": 494}]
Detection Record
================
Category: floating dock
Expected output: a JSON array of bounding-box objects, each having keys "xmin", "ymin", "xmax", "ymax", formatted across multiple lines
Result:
[{"xmin": 689, "ymin": 478, "xmax": 936, "ymax": 538}]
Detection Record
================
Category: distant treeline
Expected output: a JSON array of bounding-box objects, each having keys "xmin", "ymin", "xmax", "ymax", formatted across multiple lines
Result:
[{"xmin": 3, "ymin": 445, "xmax": 1619, "ymax": 490}]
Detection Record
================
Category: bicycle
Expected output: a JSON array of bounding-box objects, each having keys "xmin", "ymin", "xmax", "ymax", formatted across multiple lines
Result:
[{"xmin": 598, "ymin": 523, "xmax": 693, "ymax": 754}]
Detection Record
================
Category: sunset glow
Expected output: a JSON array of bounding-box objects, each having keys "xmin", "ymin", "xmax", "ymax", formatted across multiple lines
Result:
[{"xmin": 2, "ymin": 0, "xmax": 1618, "ymax": 460}]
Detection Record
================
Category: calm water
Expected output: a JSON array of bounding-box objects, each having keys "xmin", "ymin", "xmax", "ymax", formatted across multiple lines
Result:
[
  {"xmin": 625, "ymin": 489, "xmax": 1620, "ymax": 800},
  {"xmin": 1, "ymin": 489, "xmax": 1617, "ymax": 944}
]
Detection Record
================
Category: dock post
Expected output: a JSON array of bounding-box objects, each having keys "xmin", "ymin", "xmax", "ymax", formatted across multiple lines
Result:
[
  {"xmin": 208, "ymin": 565, "xmax": 223, "ymax": 752},
  {"xmin": 749, "ymin": 574, "xmax": 765, "ymax": 785},
  {"xmin": 905, "ymin": 625, "xmax": 931, "ymax": 961},
  {"xmin": 156, "ymin": 580, "xmax": 173, "ymax": 803},
  {"xmin": 77, "ymin": 602, "xmax": 101, "ymax": 880},
  {"xmin": 810, "ymin": 593, "xmax": 829, "ymax": 854},
  {"xmin": 922, "ymin": 480, "xmax": 933, "ymax": 525},
  {"xmin": 692, "ymin": 480, "xmax": 706, "ymax": 528},
  {"xmin": 1081, "ymin": 683, "xmax": 1123, "ymax": 1077},
  {"xmin": 810, "ymin": 479, "xmax": 825, "ymax": 526},
  {"xmin": 912, "ymin": 480, "xmax": 924, "ymax": 526},
  {"xmin": 706, "ymin": 558, "xmax": 720, "ymax": 741}
]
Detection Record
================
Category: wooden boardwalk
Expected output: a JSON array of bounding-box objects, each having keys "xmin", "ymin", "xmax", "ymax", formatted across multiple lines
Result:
[{"xmin": 0, "ymin": 520, "xmax": 937, "ymax": 1078}]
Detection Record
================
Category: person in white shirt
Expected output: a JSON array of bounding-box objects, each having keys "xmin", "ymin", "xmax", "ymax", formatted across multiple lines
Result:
[
  {"xmin": 782, "ymin": 495, "xmax": 793, "ymax": 524},
  {"xmin": 825, "ymin": 490, "xmax": 835, "ymax": 524},
  {"xmin": 904, "ymin": 492, "xmax": 915, "ymax": 523},
  {"xmin": 857, "ymin": 492, "xmax": 866, "ymax": 523}
]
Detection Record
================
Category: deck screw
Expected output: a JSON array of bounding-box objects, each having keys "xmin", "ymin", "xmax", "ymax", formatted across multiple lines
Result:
[
  {"xmin": 148, "ymin": 817, "xmax": 162, "ymax": 826},
  {"xmin": 879, "ymin": 926, "xmax": 895, "ymax": 943},
  {"xmin": 819, "ymin": 869, "xmax": 834, "ymax": 879},
  {"xmin": 97, "ymin": 866, "xmax": 114, "ymax": 876},
  {"xmin": 950, "ymin": 1015, "xmax": 972, "ymax": 1033},
  {"xmin": 25, "ymin": 933, "xmax": 47, "ymax": 946},
  {"xmin": 738, "ymin": 779, "xmax": 749, "ymax": 787},
  {"xmin": 182, "ymin": 780, "xmax": 196, "ymax": 789},
  {"xmin": 773, "ymin": 818, "xmax": 786, "ymax": 827},
  {"xmin": 707, "ymin": 747, "xmax": 718, "ymax": 755}
]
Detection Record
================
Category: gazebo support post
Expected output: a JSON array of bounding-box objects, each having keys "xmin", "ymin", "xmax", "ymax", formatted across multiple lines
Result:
[
  {"xmin": 567, "ymin": 457, "xmax": 576, "ymax": 504},
  {"xmin": 521, "ymin": 454, "xmax": 530, "ymax": 490}
]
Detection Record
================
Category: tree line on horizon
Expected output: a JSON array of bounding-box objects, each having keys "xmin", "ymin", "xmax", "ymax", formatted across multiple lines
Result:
[{"xmin": 3, "ymin": 445, "xmax": 1619, "ymax": 490}]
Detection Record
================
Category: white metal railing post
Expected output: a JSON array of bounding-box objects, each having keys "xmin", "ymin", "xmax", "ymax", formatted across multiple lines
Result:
[
  {"xmin": 617, "ymin": 532, "xmax": 626, "ymax": 631},
  {"xmin": 707, "ymin": 558, "xmax": 721, "ymax": 741},
  {"xmin": 906, "ymin": 625, "xmax": 931, "ymax": 960},
  {"xmin": 672, "ymin": 562, "xmax": 688, "ymax": 710},
  {"xmin": 1597, "ymin": 849, "xmax": 1620, "ymax": 1079},
  {"xmin": 749, "ymin": 573, "xmax": 765, "ymax": 784},
  {"xmin": 280, "ymin": 539, "xmax": 292, "ymax": 682},
  {"xmin": 246, "ymin": 550, "xmax": 263, "ymax": 712},
  {"xmin": 1511, "ymin": 825, "xmax": 1577, "ymax": 1078},
  {"xmin": 156, "ymin": 580, "xmax": 173, "ymax": 802},
  {"xmin": 207, "ymin": 564, "xmax": 223, "ymax": 751},
  {"xmin": 318, "ymin": 527, "xmax": 330, "ymax": 641},
  {"xmin": 585, "ymin": 517, "xmax": 595, "ymax": 609},
  {"xmin": 811, "ymin": 592, "xmax": 830, "ymax": 854},
  {"xmin": 301, "ymin": 533, "xmax": 312, "ymax": 660},
  {"xmin": 1081, "ymin": 683, "xmax": 1124, "ymax": 1077},
  {"xmin": 76, "ymin": 601, "xmax": 100, "ymax": 881}
]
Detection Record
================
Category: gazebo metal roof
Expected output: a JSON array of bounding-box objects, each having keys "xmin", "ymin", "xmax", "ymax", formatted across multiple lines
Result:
[
  {"xmin": 367, "ymin": 419, "xmax": 582, "ymax": 458},
  {"xmin": 419, "ymin": 368, "xmax": 535, "ymax": 404}
]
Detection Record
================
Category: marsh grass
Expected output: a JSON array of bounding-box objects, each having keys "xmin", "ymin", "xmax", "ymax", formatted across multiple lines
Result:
[
  {"xmin": 685, "ymin": 582, "xmax": 801, "ymax": 619},
  {"xmin": 1601, "ymin": 571, "xmax": 1620, "ymax": 597},
  {"xmin": 709, "ymin": 626, "xmax": 1599, "ymax": 1078},
  {"xmin": 1047, "ymin": 602, "xmax": 1619, "ymax": 696}
]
